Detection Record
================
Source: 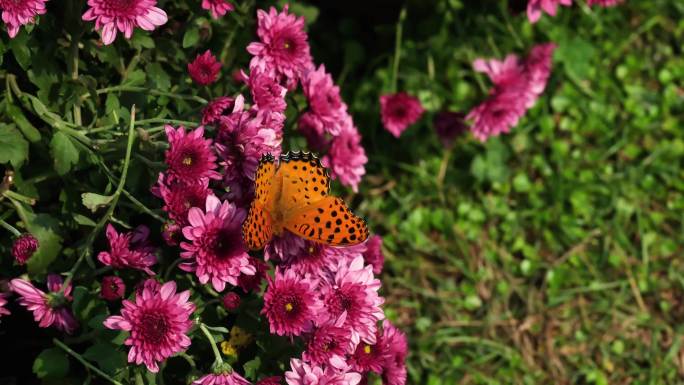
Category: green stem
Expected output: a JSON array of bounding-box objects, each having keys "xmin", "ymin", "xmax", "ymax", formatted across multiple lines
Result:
[
  {"xmin": 70, "ymin": 29, "xmax": 82, "ymax": 126},
  {"xmin": 0, "ymin": 218, "xmax": 21, "ymax": 237},
  {"xmin": 82, "ymin": 86, "xmax": 207, "ymax": 104},
  {"xmin": 61, "ymin": 106, "xmax": 137, "ymax": 293},
  {"xmin": 3, "ymin": 190, "xmax": 36, "ymax": 205},
  {"xmin": 87, "ymin": 118, "xmax": 199, "ymax": 134},
  {"xmin": 53, "ymin": 339, "xmax": 124, "ymax": 385},
  {"xmin": 391, "ymin": 7, "xmax": 407, "ymax": 93},
  {"xmin": 199, "ymin": 322, "xmax": 225, "ymax": 369}
]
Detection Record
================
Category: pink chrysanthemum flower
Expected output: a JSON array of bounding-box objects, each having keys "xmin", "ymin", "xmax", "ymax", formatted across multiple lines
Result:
[
  {"xmin": 523, "ymin": 43, "xmax": 557, "ymax": 108},
  {"xmin": 379, "ymin": 93, "xmax": 424, "ymax": 138},
  {"xmin": 286, "ymin": 241, "xmax": 364, "ymax": 279},
  {"xmin": 362, "ymin": 235, "xmax": 385, "ymax": 276},
  {"xmin": 155, "ymin": 174, "xmax": 212, "ymax": 227},
  {"xmin": 262, "ymin": 268, "xmax": 322, "ymax": 337},
  {"xmin": 222, "ymin": 292, "xmax": 241, "ymax": 311},
  {"xmin": 247, "ymin": 5, "xmax": 314, "ymax": 89},
  {"xmin": 82, "ymin": 0, "xmax": 167, "ymax": 45},
  {"xmin": 104, "ymin": 279, "xmax": 195, "ymax": 373},
  {"xmin": 301, "ymin": 65, "xmax": 348, "ymax": 136},
  {"xmin": 321, "ymin": 256, "xmax": 384, "ymax": 344},
  {"xmin": 165, "ymin": 125, "xmax": 221, "ymax": 184},
  {"xmin": 587, "ymin": 0, "xmax": 623, "ymax": 6},
  {"xmin": 247, "ymin": 68, "xmax": 288, "ymax": 113},
  {"xmin": 10, "ymin": 275, "xmax": 78, "ymax": 334},
  {"xmin": 237, "ymin": 257, "xmax": 270, "ymax": 293},
  {"xmin": 298, "ymin": 113, "xmax": 331, "ymax": 153},
  {"xmin": 101, "ymin": 276, "xmax": 125, "ymax": 301},
  {"xmin": 466, "ymin": 90, "xmax": 527, "ymax": 141},
  {"xmin": 188, "ymin": 50, "xmax": 222, "ymax": 86},
  {"xmin": 264, "ymin": 231, "xmax": 306, "ymax": 262},
  {"xmin": 98, "ymin": 224, "xmax": 157, "ymax": 275},
  {"xmin": 526, "ymin": 0, "xmax": 572, "ymax": 23},
  {"xmin": 380, "ymin": 320, "xmax": 408, "ymax": 385},
  {"xmin": 322, "ymin": 122, "xmax": 368, "ymax": 192},
  {"xmin": 285, "ymin": 359, "xmax": 362, "ymax": 385},
  {"xmin": 0, "ymin": 293, "xmax": 11, "ymax": 318},
  {"xmin": 303, "ymin": 314, "xmax": 353, "ymax": 370},
  {"xmin": 12, "ymin": 233, "xmax": 39, "ymax": 265},
  {"xmin": 0, "ymin": 0, "xmax": 47, "ymax": 38},
  {"xmin": 202, "ymin": 96, "xmax": 235, "ymax": 125},
  {"xmin": 181, "ymin": 195, "xmax": 255, "ymax": 292},
  {"xmin": 193, "ymin": 371, "xmax": 251, "ymax": 385},
  {"xmin": 350, "ymin": 329, "xmax": 387, "ymax": 374},
  {"xmin": 257, "ymin": 376, "xmax": 282, "ymax": 385},
  {"xmin": 433, "ymin": 111, "xmax": 468, "ymax": 148},
  {"xmin": 201, "ymin": 0, "xmax": 234, "ymax": 19}
]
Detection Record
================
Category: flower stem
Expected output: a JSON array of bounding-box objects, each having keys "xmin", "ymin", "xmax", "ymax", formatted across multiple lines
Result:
[
  {"xmin": 0, "ymin": 218, "xmax": 21, "ymax": 237},
  {"xmin": 70, "ymin": 26, "xmax": 82, "ymax": 126},
  {"xmin": 3, "ymin": 190, "xmax": 36, "ymax": 205},
  {"xmin": 83, "ymin": 86, "xmax": 207, "ymax": 104},
  {"xmin": 199, "ymin": 322, "xmax": 225, "ymax": 369},
  {"xmin": 53, "ymin": 339, "xmax": 124, "ymax": 385},
  {"xmin": 391, "ymin": 6, "xmax": 407, "ymax": 93}
]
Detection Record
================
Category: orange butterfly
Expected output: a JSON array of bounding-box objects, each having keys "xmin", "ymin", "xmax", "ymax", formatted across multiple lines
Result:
[{"xmin": 242, "ymin": 151, "xmax": 369, "ymax": 250}]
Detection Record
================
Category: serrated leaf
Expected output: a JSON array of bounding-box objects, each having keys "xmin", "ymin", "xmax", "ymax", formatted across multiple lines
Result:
[
  {"xmin": 26, "ymin": 214, "xmax": 64, "ymax": 275},
  {"xmin": 146, "ymin": 62, "xmax": 171, "ymax": 90},
  {"xmin": 183, "ymin": 26, "xmax": 200, "ymax": 48},
  {"xmin": 8, "ymin": 32, "xmax": 31, "ymax": 70},
  {"xmin": 50, "ymin": 132, "xmax": 80, "ymax": 175},
  {"xmin": 0, "ymin": 124, "xmax": 29, "ymax": 167},
  {"xmin": 82, "ymin": 192, "xmax": 114, "ymax": 213},
  {"xmin": 6, "ymin": 104, "xmax": 41, "ymax": 142},
  {"xmin": 33, "ymin": 348, "xmax": 69, "ymax": 379}
]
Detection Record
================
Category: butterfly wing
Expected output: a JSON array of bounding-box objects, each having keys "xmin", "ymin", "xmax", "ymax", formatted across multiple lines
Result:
[
  {"xmin": 277, "ymin": 151, "xmax": 330, "ymax": 210},
  {"xmin": 283, "ymin": 196, "xmax": 369, "ymax": 246},
  {"xmin": 243, "ymin": 154, "xmax": 276, "ymax": 250}
]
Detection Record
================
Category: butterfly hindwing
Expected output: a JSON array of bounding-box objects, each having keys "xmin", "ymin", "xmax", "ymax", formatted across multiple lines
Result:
[
  {"xmin": 243, "ymin": 200, "xmax": 273, "ymax": 250},
  {"xmin": 278, "ymin": 151, "xmax": 330, "ymax": 210},
  {"xmin": 283, "ymin": 196, "xmax": 369, "ymax": 246}
]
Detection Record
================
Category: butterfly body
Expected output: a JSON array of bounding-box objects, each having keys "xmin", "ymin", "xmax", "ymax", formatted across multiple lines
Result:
[{"xmin": 243, "ymin": 151, "xmax": 369, "ymax": 250}]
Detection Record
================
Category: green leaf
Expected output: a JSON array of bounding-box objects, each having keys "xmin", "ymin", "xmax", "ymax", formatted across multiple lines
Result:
[
  {"xmin": 82, "ymin": 192, "xmax": 114, "ymax": 213},
  {"xmin": 6, "ymin": 104, "xmax": 41, "ymax": 142},
  {"xmin": 26, "ymin": 214, "xmax": 64, "ymax": 275},
  {"xmin": 33, "ymin": 348, "xmax": 70, "ymax": 379},
  {"xmin": 83, "ymin": 342, "xmax": 126, "ymax": 375},
  {"xmin": 243, "ymin": 357, "xmax": 261, "ymax": 380},
  {"xmin": 203, "ymin": 325, "xmax": 230, "ymax": 334},
  {"xmin": 50, "ymin": 132, "xmax": 80, "ymax": 175},
  {"xmin": 182, "ymin": 26, "xmax": 200, "ymax": 48},
  {"xmin": 8, "ymin": 31, "xmax": 31, "ymax": 70},
  {"xmin": 0, "ymin": 124, "xmax": 29, "ymax": 167},
  {"xmin": 146, "ymin": 62, "xmax": 171, "ymax": 90},
  {"xmin": 73, "ymin": 213, "xmax": 97, "ymax": 227}
]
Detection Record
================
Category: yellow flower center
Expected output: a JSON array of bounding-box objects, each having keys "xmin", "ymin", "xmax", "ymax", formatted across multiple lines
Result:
[
  {"xmin": 285, "ymin": 302, "xmax": 294, "ymax": 312},
  {"xmin": 283, "ymin": 41, "xmax": 291, "ymax": 49},
  {"xmin": 182, "ymin": 156, "xmax": 193, "ymax": 166},
  {"xmin": 364, "ymin": 345, "xmax": 372, "ymax": 354}
]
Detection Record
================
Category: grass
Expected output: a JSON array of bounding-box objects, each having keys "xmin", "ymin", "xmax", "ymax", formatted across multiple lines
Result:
[{"xmin": 344, "ymin": 1, "xmax": 684, "ymax": 383}]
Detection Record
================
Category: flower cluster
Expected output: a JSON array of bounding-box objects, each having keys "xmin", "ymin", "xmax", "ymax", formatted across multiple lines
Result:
[
  {"xmin": 466, "ymin": 43, "xmax": 557, "ymax": 141},
  {"xmin": 526, "ymin": 0, "xmax": 623, "ymax": 23}
]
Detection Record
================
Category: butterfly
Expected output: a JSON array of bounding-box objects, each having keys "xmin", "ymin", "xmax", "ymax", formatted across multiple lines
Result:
[{"xmin": 242, "ymin": 151, "xmax": 369, "ymax": 250}]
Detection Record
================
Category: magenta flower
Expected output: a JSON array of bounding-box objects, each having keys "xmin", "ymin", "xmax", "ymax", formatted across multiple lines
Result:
[
  {"xmin": 286, "ymin": 241, "xmax": 364, "ymax": 278},
  {"xmin": 303, "ymin": 314, "xmax": 353, "ymax": 370},
  {"xmin": 180, "ymin": 195, "xmax": 255, "ymax": 292},
  {"xmin": 202, "ymin": 96, "xmax": 235, "ymax": 125},
  {"xmin": 264, "ymin": 231, "xmax": 306, "ymax": 262},
  {"xmin": 321, "ymin": 122, "xmax": 367, "ymax": 192},
  {"xmin": 380, "ymin": 321, "xmax": 408, "ymax": 385},
  {"xmin": 587, "ymin": 0, "xmax": 623, "ymax": 6},
  {"xmin": 0, "ymin": 0, "xmax": 47, "ymax": 38},
  {"xmin": 285, "ymin": 359, "xmax": 362, "ymax": 385},
  {"xmin": 237, "ymin": 257, "xmax": 270, "ymax": 293},
  {"xmin": 12, "ymin": 233, "xmax": 39, "ymax": 265},
  {"xmin": 526, "ymin": 0, "xmax": 572, "ymax": 23},
  {"xmin": 379, "ymin": 93, "xmax": 424, "ymax": 138},
  {"xmin": 247, "ymin": 5, "xmax": 314, "ymax": 89},
  {"xmin": 321, "ymin": 256, "xmax": 384, "ymax": 344},
  {"xmin": 10, "ymin": 275, "xmax": 78, "ymax": 334},
  {"xmin": 257, "ymin": 376, "xmax": 282, "ymax": 385},
  {"xmin": 248, "ymin": 68, "xmax": 288, "ymax": 113},
  {"xmin": 201, "ymin": 0, "xmax": 234, "ymax": 19},
  {"xmin": 262, "ymin": 268, "xmax": 322, "ymax": 337},
  {"xmin": 523, "ymin": 43, "xmax": 557, "ymax": 108},
  {"xmin": 221, "ymin": 292, "xmax": 241, "ymax": 311},
  {"xmin": 104, "ymin": 279, "xmax": 195, "ymax": 373},
  {"xmin": 350, "ymin": 330, "xmax": 387, "ymax": 374},
  {"xmin": 466, "ymin": 90, "xmax": 527, "ymax": 141},
  {"xmin": 155, "ymin": 174, "xmax": 212, "ymax": 227},
  {"xmin": 301, "ymin": 65, "xmax": 348, "ymax": 136},
  {"xmin": 433, "ymin": 111, "xmax": 468, "ymax": 149},
  {"xmin": 164, "ymin": 125, "xmax": 221, "ymax": 184},
  {"xmin": 362, "ymin": 235, "xmax": 385, "ymax": 276},
  {"xmin": 188, "ymin": 50, "xmax": 222, "ymax": 86},
  {"xmin": 98, "ymin": 224, "xmax": 157, "ymax": 275},
  {"xmin": 0, "ymin": 293, "xmax": 10, "ymax": 318},
  {"xmin": 298, "ymin": 113, "xmax": 331, "ymax": 153},
  {"xmin": 101, "ymin": 276, "xmax": 125, "ymax": 301},
  {"xmin": 193, "ymin": 372, "xmax": 250, "ymax": 385},
  {"xmin": 82, "ymin": 0, "xmax": 167, "ymax": 45}
]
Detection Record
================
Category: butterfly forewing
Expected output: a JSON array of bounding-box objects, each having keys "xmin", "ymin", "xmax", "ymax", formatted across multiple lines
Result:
[
  {"xmin": 278, "ymin": 152, "xmax": 330, "ymax": 211},
  {"xmin": 243, "ymin": 154, "xmax": 277, "ymax": 250},
  {"xmin": 283, "ymin": 196, "xmax": 369, "ymax": 246}
]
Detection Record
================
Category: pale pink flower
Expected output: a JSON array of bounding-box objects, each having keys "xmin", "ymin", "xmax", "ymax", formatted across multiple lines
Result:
[
  {"xmin": 82, "ymin": 0, "xmax": 167, "ymax": 45},
  {"xmin": 285, "ymin": 359, "xmax": 362, "ymax": 385},
  {"xmin": 380, "ymin": 320, "xmax": 408, "ymax": 385},
  {"xmin": 10, "ymin": 275, "xmax": 78, "ymax": 334},
  {"xmin": 303, "ymin": 314, "xmax": 353, "ymax": 370},
  {"xmin": 180, "ymin": 195, "xmax": 255, "ymax": 292},
  {"xmin": 379, "ymin": 93, "xmax": 424, "ymax": 138},
  {"xmin": 0, "ymin": 0, "xmax": 47, "ymax": 38},
  {"xmin": 301, "ymin": 65, "xmax": 348, "ymax": 136},
  {"xmin": 201, "ymin": 0, "xmax": 234, "ymax": 19},
  {"xmin": 104, "ymin": 279, "xmax": 195, "ymax": 373},
  {"xmin": 193, "ymin": 371, "xmax": 250, "ymax": 385},
  {"xmin": 98, "ymin": 224, "xmax": 157, "ymax": 275},
  {"xmin": 526, "ymin": 0, "xmax": 572, "ymax": 23}
]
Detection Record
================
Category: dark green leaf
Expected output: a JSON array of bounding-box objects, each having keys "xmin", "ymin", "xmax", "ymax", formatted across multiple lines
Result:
[
  {"xmin": 182, "ymin": 26, "xmax": 200, "ymax": 48},
  {"xmin": 6, "ymin": 104, "xmax": 41, "ymax": 142},
  {"xmin": 0, "ymin": 123, "xmax": 29, "ymax": 167},
  {"xmin": 33, "ymin": 348, "xmax": 70, "ymax": 379},
  {"xmin": 243, "ymin": 357, "xmax": 261, "ymax": 380},
  {"xmin": 83, "ymin": 342, "xmax": 126, "ymax": 374},
  {"xmin": 50, "ymin": 132, "xmax": 80, "ymax": 175},
  {"xmin": 26, "ymin": 214, "xmax": 64, "ymax": 275}
]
